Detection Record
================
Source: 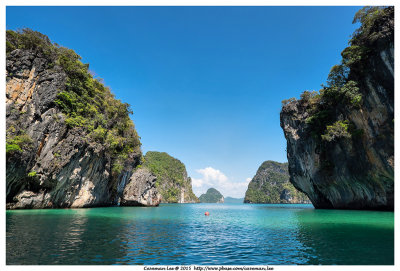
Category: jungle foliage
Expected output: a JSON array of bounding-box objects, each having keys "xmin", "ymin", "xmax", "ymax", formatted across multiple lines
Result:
[
  {"xmin": 244, "ymin": 161, "xmax": 309, "ymax": 204},
  {"xmin": 143, "ymin": 151, "xmax": 197, "ymax": 203}
]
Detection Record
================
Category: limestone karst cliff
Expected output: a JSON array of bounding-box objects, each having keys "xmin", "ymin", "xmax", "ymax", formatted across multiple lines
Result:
[
  {"xmin": 120, "ymin": 168, "xmax": 162, "ymax": 206},
  {"xmin": 244, "ymin": 161, "xmax": 310, "ymax": 204},
  {"xmin": 6, "ymin": 29, "xmax": 160, "ymax": 209},
  {"xmin": 142, "ymin": 151, "xmax": 199, "ymax": 203},
  {"xmin": 199, "ymin": 188, "xmax": 224, "ymax": 203},
  {"xmin": 280, "ymin": 7, "xmax": 394, "ymax": 210}
]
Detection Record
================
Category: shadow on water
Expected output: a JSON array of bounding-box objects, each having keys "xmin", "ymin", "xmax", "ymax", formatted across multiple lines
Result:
[{"xmin": 293, "ymin": 209, "xmax": 394, "ymax": 265}]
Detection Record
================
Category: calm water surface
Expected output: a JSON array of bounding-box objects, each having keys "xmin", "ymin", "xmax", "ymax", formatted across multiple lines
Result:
[{"xmin": 6, "ymin": 204, "xmax": 394, "ymax": 265}]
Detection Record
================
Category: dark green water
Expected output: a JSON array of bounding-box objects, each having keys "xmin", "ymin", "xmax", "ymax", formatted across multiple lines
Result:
[{"xmin": 6, "ymin": 204, "xmax": 394, "ymax": 265}]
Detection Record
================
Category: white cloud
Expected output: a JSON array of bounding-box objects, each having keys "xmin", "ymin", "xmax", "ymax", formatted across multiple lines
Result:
[
  {"xmin": 197, "ymin": 167, "xmax": 228, "ymax": 183},
  {"xmin": 191, "ymin": 167, "xmax": 252, "ymax": 198},
  {"xmin": 191, "ymin": 177, "xmax": 204, "ymax": 188}
]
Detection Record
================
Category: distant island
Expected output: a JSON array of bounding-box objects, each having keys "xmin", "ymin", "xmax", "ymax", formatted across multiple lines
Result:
[
  {"xmin": 199, "ymin": 188, "xmax": 224, "ymax": 203},
  {"xmin": 224, "ymin": 197, "xmax": 244, "ymax": 203},
  {"xmin": 244, "ymin": 161, "xmax": 310, "ymax": 204}
]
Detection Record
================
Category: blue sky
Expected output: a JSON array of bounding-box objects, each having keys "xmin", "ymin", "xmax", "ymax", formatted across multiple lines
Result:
[{"xmin": 6, "ymin": 6, "xmax": 361, "ymax": 197}]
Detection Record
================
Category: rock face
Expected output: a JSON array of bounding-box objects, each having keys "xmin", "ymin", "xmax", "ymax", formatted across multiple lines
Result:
[
  {"xmin": 142, "ymin": 151, "xmax": 199, "ymax": 203},
  {"xmin": 199, "ymin": 188, "xmax": 224, "ymax": 203},
  {"xmin": 244, "ymin": 161, "xmax": 310, "ymax": 204},
  {"xmin": 280, "ymin": 7, "xmax": 394, "ymax": 210},
  {"xmin": 120, "ymin": 168, "xmax": 162, "ymax": 206},
  {"xmin": 6, "ymin": 29, "xmax": 160, "ymax": 209}
]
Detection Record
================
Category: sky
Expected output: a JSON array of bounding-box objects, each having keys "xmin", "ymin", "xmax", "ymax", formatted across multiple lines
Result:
[{"xmin": 6, "ymin": 6, "xmax": 361, "ymax": 198}]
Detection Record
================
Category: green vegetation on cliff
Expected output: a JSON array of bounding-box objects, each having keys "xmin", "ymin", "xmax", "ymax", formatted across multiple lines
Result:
[
  {"xmin": 282, "ymin": 6, "xmax": 393, "ymax": 144},
  {"xmin": 6, "ymin": 126, "xmax": 32, "ymax": 155},
  {"xmin": 281, "ymin": 7, "xmax": 393, "ymax": 175},
  {"xmin": 142, "ymin": 151, "xmax": 199, "ymax": 203},
  {"xmin": 280, "ymin": 6, "xmax": 393, "ymax": 210},
  {"xmin": 244, "ymin": 161, "xmax": 309, "ymax": 204},
  {"xmin": 6, "ymin": 29, "xmax": 141, "ymax": 175},
  {"xmin": 199, "ymin": 188, "xmax": 224, "ymax": 203}
]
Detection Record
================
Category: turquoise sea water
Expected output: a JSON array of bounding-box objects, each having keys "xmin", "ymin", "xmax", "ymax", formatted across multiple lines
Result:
[{"xmin": 6, "ymin": 203, "xmax": 394, "ymax": 265}]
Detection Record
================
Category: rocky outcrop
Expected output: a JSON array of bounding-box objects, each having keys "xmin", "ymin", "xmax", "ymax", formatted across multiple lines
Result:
[
  {"xmin": 244, "ymin": 161, "xmax": 310, "ymax": 204},
  {"xmin": 6, "ymin": 50, "xmax": 119, "ymax": 209},
  {"xmin": 142, "ymin": 151, "xmax": 199, "ymax": 203},
  {"xmin": 280, "ymin": 7, "xmax": 394, "ymax": 210},
  {"xmin": 120, "ymin": 168, "xmax": 161, "ymax": 206},
  {"xmin": 199, "ymin": 188, "xmax": 224, "ymax": 203},
  {"xmin": 5, "ymin": 29, "xmax": 161, "ymax": 209}
]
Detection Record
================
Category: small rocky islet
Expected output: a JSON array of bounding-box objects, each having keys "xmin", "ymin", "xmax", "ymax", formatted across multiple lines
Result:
[
  {"xmin": 6, "ymin": 6, "xmax": 394, "ymax": 211},
  {"xmin": 199, "ymin": 188, "xmax": 224, "ymax": 203}
]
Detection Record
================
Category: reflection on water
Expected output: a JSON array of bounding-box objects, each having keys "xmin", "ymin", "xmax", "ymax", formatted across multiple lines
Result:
[
  {"xmin": 6, "ymin": 204, "xmax": 394, "ymax": 265},
  {"xmin": 7, "ymin": 209, "xmax": 128, "ymax": 264},
  {"xmin": 294, "ymin": 209, "xmax": 394, "ymax": 265}
]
